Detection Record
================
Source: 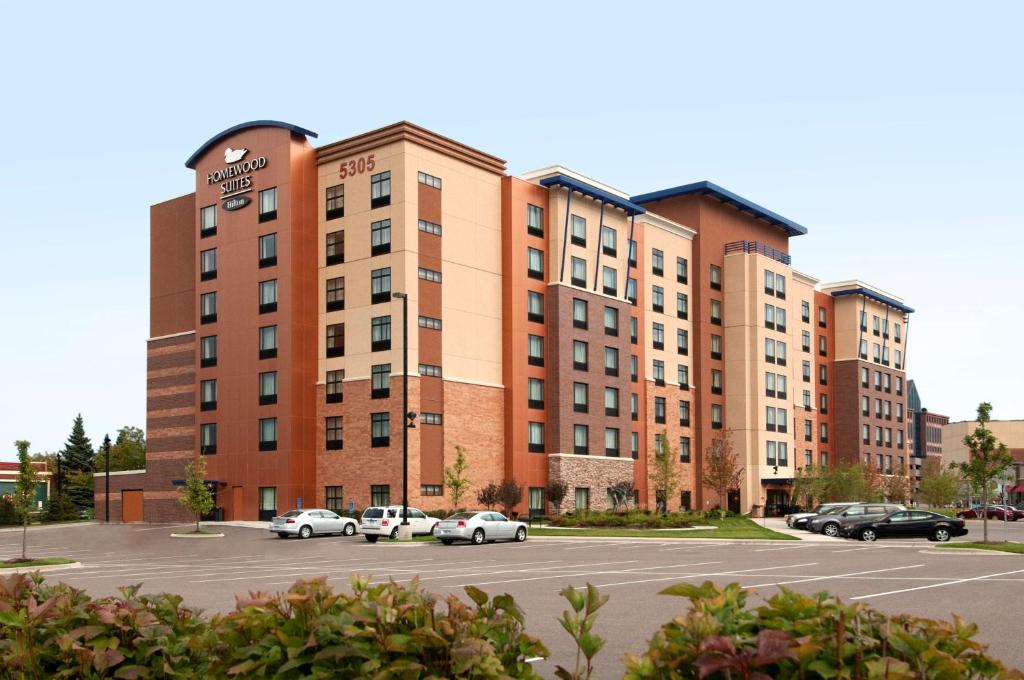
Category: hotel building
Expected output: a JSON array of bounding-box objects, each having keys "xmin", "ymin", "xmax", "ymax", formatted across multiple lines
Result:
[{"xmin": 94, "ymin": 120, "xmax": 915, "ymax": 522}]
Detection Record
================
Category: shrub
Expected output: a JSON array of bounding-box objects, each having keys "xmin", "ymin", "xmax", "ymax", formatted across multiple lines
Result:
[
  {"xmin": 548, "ymin": 511, "xmax": 696, "ymax": 529},
  {"xmin": 0, "ymin": 497, "xmax": 17, "ymax": 526},
  {"xmin": 42, "ymin": 493, "xmax": 79, "ymax": 522}
]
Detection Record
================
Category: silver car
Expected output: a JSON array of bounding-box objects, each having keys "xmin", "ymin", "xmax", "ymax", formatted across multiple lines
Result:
[
  {"xmin": 434, "ymin": 511, "xmax": 528, "ymax": 545},
  {"xmin": 808, "ymin": 503, "xmax": 905, "ymax": 537},
  {"xmin": 269, "ymin": 509, "xmax": 358, "ymax": 539}
]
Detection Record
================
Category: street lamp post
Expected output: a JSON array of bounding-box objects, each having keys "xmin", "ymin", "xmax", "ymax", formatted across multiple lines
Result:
[
  {"xmin": 103, "ymin": 434, "xmax": 111, "ymax": 524},
  {"xmin": 392, "ymin": 292, "xmax": 415, "ymax": 539}
]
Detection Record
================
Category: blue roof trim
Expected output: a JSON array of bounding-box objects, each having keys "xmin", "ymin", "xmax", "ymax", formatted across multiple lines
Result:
[
  {"xmin": 185, "ymin": 120, "xmax": 318, "ymax": 169},
  {"xmin": 540, "ymin": 174, "xmax": 646, "ymax": 216},
  {"xmin": 631, "ymin": 181, "xmax": 808, "ymax": 237},
  {"xmin": 830, "ymin": 288, "xmax": 914, "ymax": 314}
]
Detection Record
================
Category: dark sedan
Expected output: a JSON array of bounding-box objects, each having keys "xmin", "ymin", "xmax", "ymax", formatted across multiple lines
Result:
[
  {"xmin": 843, "ymin": 510, "xmax": 968, "ymax": 542},
  {"xmin": 957, "ymin": 506, "xmax": 1019, "ymax": 521}
]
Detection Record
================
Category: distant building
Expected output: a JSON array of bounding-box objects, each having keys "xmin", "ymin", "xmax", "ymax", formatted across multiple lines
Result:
[
  {"xmin": 905, "ymin": 381, "xmax": 949, "ymax": 497},
  {"xmin": 942, "ymin": 420, "xmax": 1024, "ymax": 503},
  {"xmin": 0, "ymin": 461, "xmax": 50, "ymax": 510}
]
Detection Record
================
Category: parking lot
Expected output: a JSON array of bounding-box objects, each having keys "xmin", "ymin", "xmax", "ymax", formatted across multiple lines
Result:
[{"xmin": 2, "ymin": 521, "xmax": 1022, "ymax": 677}]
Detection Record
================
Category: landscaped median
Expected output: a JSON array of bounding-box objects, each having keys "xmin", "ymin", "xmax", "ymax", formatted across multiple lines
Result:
[
  {"xmin": 0, "ymin": 557, "xmax": 77, "ymax": 570},
  {"xmin": 170, "ymin": 529, "xmax": 224, "ymax": 538},
  {"xmin": 532, "ymin": 513, "xmax": 796, "ymax": 540},
  {"xmin": 938, "ymin": 542, "xmax": 1024, "ymax": 554}
]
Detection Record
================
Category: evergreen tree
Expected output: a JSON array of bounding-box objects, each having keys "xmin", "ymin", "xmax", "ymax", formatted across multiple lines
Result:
[{"xmin": 61, "ymin": 414, "xmax": 94, "ymax": 472}]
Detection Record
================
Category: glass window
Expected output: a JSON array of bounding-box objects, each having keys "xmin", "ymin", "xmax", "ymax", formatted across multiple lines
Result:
[
  {"xmin": 710, "ymin": 299, "xmax": 722, "ymax": 323},
  {"xmin": 654, "ymin": 397, "xmax": 666, "ymax": 423},
  {"xmin": 371, "ymin": 316, "xmax": 391, "ymax": 351},
  {"xmin": 371, "ymin": 364, "xmax": 391, "ymax": 396},
  {"xmin": 325, "ymin": 486, "xmax": 343, "ymax": 510},
  {"xmin": 528, "ymin": 422, "xmax": 544, "ymax": 450},
  {"xmin": 764, "ymin": 270, "xmax": 775, "ymax": 294},
  {"xmin": 370, "ymin": 485, "xmax": 390, "ymax": 506},
  {"xmin": 326, "ymin": 369, "xmax": 344, "ymax": 402},
  {"xmin": 200, "ymin": 423, "xmax": 217, "ymax": 454},
  {"xmin": 200, "ymin": 292, "xmax": 217, "ymax": 321},
  {"xmin": 325, "ymin": 417, "xmax": 343, "ymax": 449},
  {"xmin": 370, "ymin": 219, "xmax": 391, "ymax": 255},
  {"xmin": 604, "ymin": 346, "xmax": 619, "ymax": 372},
  {"xmin": 326, "ymin": 277, "xmax": 344, "ymax": 311},
  {"xmin": 678, "ymin": 364, "xmax": 689, "ymax": 388},
  {"xmin": 200, "ymin": 205, "xmax": 217, "ymax": 234},
  {"xmin": 711, "ymin": 404, "xmax": 723, "ymax": 428},
  {"xmin": 571, "ymin": 214, "xmax": 586, "ymax": 245},
  {"xmin": 775, "ymin": 274, "xmax": 786, "ymax": 298},
  {"xmin": 709, "ymin": 264, "xmax": 721, "ymax": 288},
  {"xmin": 573, "ymin": 382, "xmax": 588, "ymax": 411},
  {"xmin": 371, "ymin": 413, "xmax": 390, "ymax": 446},
  {"xmin": 259, "ymin": 187, "xmax": 277, "ymax": 222},
  {"xmin": 200, "ymin": 335, "xmax": 217, "ymax": 365},
  {"xmin": 572, "ymin": 298, "xmax": 587, "ymax": 328},
  {"xmin": 326, "ymin": 322, "xmax": 345, "ymax": 357},
  {"xmin": 260, "ymin": 371, "xmax": 277, "ymax": 399},
  {"xmin": 605, "ymin": 428, "xmax": 619, "ymax": 455},
  {"xmin": 651, "ymin": 285, "xmax": 664, "ymax": 311},
  {"xmin": 602, "ymin": 226, "xmax": 617, "ymax": 254},
  {"xmin": 259, "ymin": 232, "xmax": 277, "ymax": 265},
  {"xmin": 528, "ymin": 247, "xmax": 544, "ymax": 278},
  {"xmin": 325, "ymin": 183, "xmax": 344, "ymax": 220},
  {"xmin": 371, "ymin": 267, "xmax": 391, "ymax": 303},
  {"xmin": 259, "ymin": 279, "xmax": 277, "ymax": 312},
  {"xmin": 653, "ymin": 359, "xmax": 665, "ymax": 383},
  {"xmin": 676, "ymin": 257, "xmax": 688, "ymax": 283},
  {"xmin": 529, "ymin": 291, "xmax": 545, "ymax": 322},
  {"xmin": 574, "ymin": 424, "xmax": 589, "ymax": 454},
  {"xmin": 200, "ymin": 379, "xmax": 217, "ymax": 406},
  {"xmin": 418, "ymin": 171, "xmax": 442, "ymax": 189},
  {"xmin": 325, "ymin": 230, "xmax": 344, "ymax": 265},
  {"xmin": 527, "ymin": 204, "xmax": 544, "ymax": 235},
  {"xmin": 604, "ymin": 306, "xmax": 618, "ymax": 334},
  {"xmin": 259, "ymin": 325, "xmax": 277, "ymax": 352},
  {"xmin": 767, "ymin": 441, "xmax": 777, "ymax": 466},
  {"xmin": 571, "ymin": 257, "xmax": 586, "ymax": 286},
  {"xmin": 200, "ymin": 248, "xmax": 217, "ymax": 278},
  {"xmin": 801, "ymin": 300, "xmax": 810, "ymax": 322},
  {"xmin": 528, "ymin": 334, "xmax": 544, "ymax": 363},
  {"xmin": 678, "ymin": 329, "xmax": 689, "ymax": 355},
  {"xmin": 652, "ymin": 322, "xmax": 664, "ymax": 348},
  {"xmin": 573, "ymin": 340, "xmax": 588, "ymax": 369},
  {"xmin": 259, "ymin": 417, "xmax": 277, "ymax": 446},
  {"xmin": 370, "ymin": 171, "xmax": 391, "ymax": 207},
  {"xmin": 528, "ymin": 377, "xmax": 544, "ymax": 407},
  {"xmin": 651, "ymin": 248, "xmax": 664, "ymax": 275},
  {"xmin": 676, "ymin": 292, "xmax": 688, "ymax": 319},
  {"xmin": 602, "ymin": 266, "xmax": 617, "ymax": 295}
]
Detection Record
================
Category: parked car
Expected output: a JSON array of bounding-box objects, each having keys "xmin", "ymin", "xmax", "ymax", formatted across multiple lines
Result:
[
  {"xmin": 995, "ymin": 505, "xmax": 1024, "ymax": 520},
  {"xmin": 842, "ymin": 510, "xmax": 968, "ymax": 542},
  {"xmin": 359, "ymin": 505, "xmax": 439, "ymax": 542},
  {"xmin": 807, "ymin": 503, "xmax": 905, "ymax": 537},
  {"xmin": 786, "ymin": 502, "xmax": 861, "ymax": 529},
  {"xmin": 957, "ymin": 505, "xmax": 1019, "ymax": 521},
  {"xmin": 269, "ymin": 509, "xmax": 358, "ymax": 539},
  {"xmin": 433, "ymin": 511, "xmax": 528, "ymax": 545}
]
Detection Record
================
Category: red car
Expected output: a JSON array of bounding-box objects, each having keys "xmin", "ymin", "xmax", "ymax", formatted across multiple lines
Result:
[{"xmin": 956, "ymin": 505, "xmax": 1019, "ymax": 521}]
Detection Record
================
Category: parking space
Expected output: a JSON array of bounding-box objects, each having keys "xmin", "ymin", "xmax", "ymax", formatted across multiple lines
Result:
[{"xmin": 1, "ymin": 523, "xmax": 1021, "ymax": 676}]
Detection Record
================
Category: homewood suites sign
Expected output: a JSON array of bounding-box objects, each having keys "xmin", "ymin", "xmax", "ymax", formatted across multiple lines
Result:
[{"xmin": 207, "ymin": 147, "xmax": 268, "ymax": 202}]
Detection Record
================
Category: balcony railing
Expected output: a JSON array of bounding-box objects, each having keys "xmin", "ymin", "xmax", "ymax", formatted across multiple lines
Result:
[{"xmin": 724, "ymin": 240, "xmax": 792, "ymax": 265}]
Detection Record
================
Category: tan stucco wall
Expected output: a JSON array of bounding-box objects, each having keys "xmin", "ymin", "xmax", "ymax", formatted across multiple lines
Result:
[{"xmin": 942, "ymin": 420, "xmax": 1024, "ymax": 466}]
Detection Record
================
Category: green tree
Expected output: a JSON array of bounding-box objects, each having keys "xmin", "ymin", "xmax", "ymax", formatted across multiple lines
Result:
[
  {"xmin": 917, "ymin": 458, "xmax": 960, "ymax": 508},
  {"xmin": 109, "ymin": 426, "xmax": 146, "ymax": 472},
  {"xmin": 791, "ymin": 464, "xmax": 825, "ymax": 507},
  {"xmin": 701, "ymin": 429, "xmax": 743, "ymax": 519},
  {"xmin": 178, "ymin": 457, "xmax": 214, "ymax": 533},
  {"xmin": 443, "ymin": 445, "xmax": 471, "ymax": 510},
  {"xmin": 13, "ymin": 440, "xmax": 39, "ymax": 561},
  {"xmin": 955, "ymin": 402, "xmax": 1015, "ymax": 543},
  {"xmin": 651, "ymin": 430, "xmax": 680, "ymax": 513},
  {"xmin": 546, "ymin": 479, "xmax": 568, "ymax": 515},
  {"xmin": 60, "ymin": 415, "xmax": 95, "ymax": 512}
]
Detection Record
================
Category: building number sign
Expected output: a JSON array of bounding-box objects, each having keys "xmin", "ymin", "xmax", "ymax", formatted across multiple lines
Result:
[{"xmin": 338, "ymin": 154, "xmax": 376, "ymax": 179}]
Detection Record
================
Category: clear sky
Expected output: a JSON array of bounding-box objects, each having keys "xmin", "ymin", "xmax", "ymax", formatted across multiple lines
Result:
[{"xmin": 1, "ymin": 2, "xmax": 1022, "ymax": 457}]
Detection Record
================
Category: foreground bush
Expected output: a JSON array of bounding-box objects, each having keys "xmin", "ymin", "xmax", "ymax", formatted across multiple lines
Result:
[{"xmin": 0, "ymin": 573, "xmax": 1019, "ymax": 679}]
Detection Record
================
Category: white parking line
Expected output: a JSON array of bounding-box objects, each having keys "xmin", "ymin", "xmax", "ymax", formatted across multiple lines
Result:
[
  {"xmin": 850, "ymin": 568, "xmax": 1024, "ymax": 600},
  {"xmin": 754, "ymin": 545, "xmax": 814, "ymax": 552},
  {"xmin": 744, "ymin": 564, "xmax": 925, "ymax": 589},
  {"xmin": 831, "ymin": 547, "xmax": 875, "ymax": 553},
  {"xmin": 566, "ymin": 562, "xmax": 820, "ymax": 590}
]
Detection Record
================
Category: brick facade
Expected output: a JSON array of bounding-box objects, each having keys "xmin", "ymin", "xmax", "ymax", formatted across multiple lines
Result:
[{"xmin": 548, "ymin": 453, "xmax": 636, "ymax": 512}]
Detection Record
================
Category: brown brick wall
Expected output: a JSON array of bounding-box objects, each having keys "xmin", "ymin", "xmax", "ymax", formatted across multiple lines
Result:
[
  {"xmin": 834, "ymin": 359, "xmax": 908, "ymax": 471},
  {"xmin": 645, "ymin": 382, "xmax": 697, "ymax": 511}
]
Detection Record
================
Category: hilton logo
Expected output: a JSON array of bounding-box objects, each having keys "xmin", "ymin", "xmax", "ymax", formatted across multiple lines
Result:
[
  {"xmin": 207, "ymin": 147, "xmax": 269, "ymax": 201},
  {"xmin": 223, "ymin": 196, "xmax": 252, "ymax": 211}
]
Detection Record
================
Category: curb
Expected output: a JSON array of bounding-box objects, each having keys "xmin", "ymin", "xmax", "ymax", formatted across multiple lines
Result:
[
  {"xmin": 923, "ymin": 548, "xmax": 1022, "ymax": 557},
  {"xmin": 0, "ymin": 561, "xmax": 82, "ymax": 573},
  {"xmin": 170, "ymin": 532, "xmax": 225, "ymax": 539}
]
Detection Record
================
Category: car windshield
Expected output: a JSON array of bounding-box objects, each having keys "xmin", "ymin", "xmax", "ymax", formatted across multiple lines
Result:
[
  {"xmin": 446, "ymin": 512, "xmax": 477, "ymax": 520},
  {"xmin": 362, "ymin": 508, "xmax": 384, "ymax": 519},
  {"xmin": 281, "ymin": 510, "xmax": 303, "ymax": 518}
]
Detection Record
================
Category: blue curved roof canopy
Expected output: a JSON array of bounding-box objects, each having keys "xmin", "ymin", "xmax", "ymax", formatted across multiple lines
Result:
[
  {"xmin": 539, "ymin": 174, "xmax": 646, "ymax": 216},
  {"xmin": 830, "ymin": 287, "xmax": 914, "ymax": 314},
  {"xmin": 185, "ymin": 120, "xmax": 318, "ymax": 169},
  {"xmin": 631, "ymin": 181, "xmax": 808, "ymax": 237}
]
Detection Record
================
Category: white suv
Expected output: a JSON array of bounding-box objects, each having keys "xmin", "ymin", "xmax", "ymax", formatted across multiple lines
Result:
[{"xmin": 359, "ymin": 505, "xmax": 439, "ymax": 542}]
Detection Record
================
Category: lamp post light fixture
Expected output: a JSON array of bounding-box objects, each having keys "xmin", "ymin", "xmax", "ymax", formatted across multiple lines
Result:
[{"xmin": 392, "ymin": 291, "xmax": 416, "ymax": 540}]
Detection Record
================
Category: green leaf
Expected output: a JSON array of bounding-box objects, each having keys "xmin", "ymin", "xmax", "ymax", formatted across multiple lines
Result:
[{"xmin": 463, "ymin": 585, "xmax": 488, "ymax": 607}]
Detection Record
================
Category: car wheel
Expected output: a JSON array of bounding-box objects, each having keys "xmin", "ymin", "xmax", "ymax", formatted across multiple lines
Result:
[
  {"xmin": 822, "ymin": 522, "xmax": 840, "ymax": 537},
  {"xmin": 515, "ymin": 527, "xmax": 527, "ymax": 542},
  {"xmin": 441, "ymin": 539, "xmax": 454, "ymax": 545},
  {"xmin": 860, "ymin": 528, "xmax": 877, "ymax": 542},
  {"xmin": 365, "ymin": 534, "xmax": 379, "ymax": 543},
  {"xmin": 299, "ymin": 525, "xmax": 313, "ymax": 539},
  {"xmin": 343, "ymin": 523, "xmax": 356, "ymax": 536},
  {"xmin": 276, "ymin": 532, "xmax": 289, "ymax": 539},
  {"xmin": 933, "ymin": 528, "xmax": 951, "ymax": 542},
  {"xmin": 390, "ymin": 527, "xmax": 400, "ymax": 540},
  {"xmin": 471, "ymin": 529, "xmax": 485, "ymax": 545}
]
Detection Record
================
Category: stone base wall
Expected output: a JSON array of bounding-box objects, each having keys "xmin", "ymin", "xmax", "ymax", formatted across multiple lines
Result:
[{"xmin": 548, "ymin": 454, "xmax": 636, "ymax": 513}]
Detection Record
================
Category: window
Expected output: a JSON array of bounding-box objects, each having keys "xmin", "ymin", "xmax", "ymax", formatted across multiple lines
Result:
[
  {"xmin": 765, "ymin": 303, "xmax": 775, "ymax": 330},
  {"xmin": 573, "ymin": 340, "xmax": 588, "ymax": 370},
  {"xmin": 419, "ymin": 363, "xmax": 442, "ymax": 377},
  {"xmin": 604, "ymin": 387, "xmax": 619, "ymax": 417},
  {"xmin": 259, "ymin": 371, "xmax": 277, "ymax": 405},
  {"xmin": 806, "ymin": 420, "xmax": 814, "ymax": 442},
  {"xmin": 626, "ymin": 277, "xmax": 637, "ymax": 304},
  {"xmin": 571, "ymin": 257, "xmax": 586, "ymax": 287},
  {"xmin": 630, "ymin": 316, "xmax": 638, "ymax": 343},
  {"xmin": 820, "ymin": 451, "xmax": 829, "ymax": 466},
  {"xmin": 200, "ymin": 248, "xmax": 217, "ymax": 281},
  {"xmin": 679, "ymin": 436, "xmax": 691, "ymax": 463},
  {"xmin": 818, "ymin": 306, "xmax": 827, "ymax": 327},
  {"xmin": 897, "ymin": 429, "xmax": 905, "ymax": 448},
  {"xmin": 325, "ymin": 230, "xmax": 344, "ymax": 265},
  {"xmin": 873, "ymin": 343, "xmax": 881, "ymax": 362},
  {"xmin": 676, "ymin": 292, "xmax": 688, "ymax": 320},
  {"xmin": 802, "ymin": 330, "xmax": 811, "ymax": 353},
  {"xmin": 602, "ymin": 226, "xmax": 617, "ymax": 256},
  {"xmin": 528, "ymin": 334, "xmax": 544, "ymax": 366},
  {"xmin": 259, "ymin": 279, "xmax": 277, "ymax": 314},
  {"xmin": 777, "ymin": 408, "xmax": 788, "ymax": 433},
  {"xmin": 418, "ymin": 219, "xmax": 442, "ymax": 236},
  {"xmin": 766, "ymin": 372, "xmax": 776, "ymax": 397},
  {"xmin": 628, "ymin": 239, "xmax": 637, "ymax": 267},
  {"xmin": 326, "ymin": 277, "xmax": 345, "ymax": 312},
  {"xmin": 528, "ymin": 487, "xmax": 545, "ymax": 513},
  {"xmin": 819, "ymin": 365, "xmax": 828, "ymax": 386},
  {"xmin": 200, "ymin": 335, "xmax": 217, "ymax": 368},
  {"xmin": 571, "ymin": 214, "xmax": 586, "ymax": 246},
  {"xmin": 598, "ymin": 266, "xmax": 614, "ymax": 294},
  {"xmin": 874, "ymin": 370, "xmax": 882, "ymax": 390},
  {"xmin": 200, "ymin": 379, "xmax": 217, "ymax": 411},
  {"xmin": 894, "ymin": 323, "xmax": 902, "ymax": 342},
  {"xmin": 766, "ymin": 338, "xmax": 776, "ymax": 364},
  {"xmin": 652, "ymin": 322, "xmax": 664, "ymax": 350},
  {"xmin": 326, "ymin": 323, "xmax": 345, "ymax": 358},
  {"xmin": 370, "ymin": 267, "xmax": 391, "ymax": 304},
  {"xmin": 326, "ymin": 369, "xmax": 344, "ymax": 403},
  {"xmin": 860, "ymin": 310, "xmax": 868, "ymax": 331},
  {"xmin": 861, "ymin": 367, "xmax": 869, "ymax": 388},
  {"xmin": 371, "ymin": 485, "xmax": 390, "ymax": 507},
  {"xmin": 259, "ymin": 417, "xmax": 277, "ymax": 451},
  {"xmin": 711, "ymin": 369, "xmax": 722, "ymax": 395},
  {"xmin": 895, "ymin": 349, "xmax": 902, "ymax": 369},
  {"xmin": 575, "ymin": 486, "xmax": 591, "ymax": 510},
  {"xmin": 709, "ymin": 264, "xmax": 721, "ymax": 290},
  {"xmin": 767, "ymin": 441, "xmax": 777, "ymax": 466},
  {"xmin": 325, "ymin": 486, "xmax": 343, "ymax": 510},
  {"xmin": 651, "ymin": 248, "xmax": 664, "ymax": 276},
  {"xmin": 653, "ymin": 359, "xmax": 665, "ymax": 386},
  {"xmin": 679, "ymin": 399, "xmax": 691, "ymax": 427},
  {"xmin": 326, "ymin": 184, "xmax": 344, "ymax": 220},
  {"xmin": 883, "ymin": 400, "xmax": 891, "ymax": 420},
  {"xmin": 370, "ymin": 170, "xmax": 391, "ymax": 208},
  {"xmin": 326, "ymin": 416, "xmax": 343, "ymax": 450},
  {"xmin": 778, "ymin": 442, "xmax": 788, "ymax": 466},
  {"xmin": 604, "ymin": 306, "xmax": 618, "ymax": 335},
  {"xmin": 676, "ymin": 257, "xmax": 688, "ymax": 284},
  {"xmin": 528, "ymin": 422, "xmax": 544, "ymax": 452},
  {"xmin": 777, "ymin": 341, "xmax": 787, "ymax": 366},
  {"xmin": 819, "ymin": 393, "xmax": 828, "ymax": 414},
  {"xmin": 371, "ymin": 364, "xmax": 391, "ymax": 399},
  {"xmin": 710, "ymin": 334, "xmax": 722, "ymax": 360},
  {"xmin": 801, "ymin": 300, "xmax": 810, "ymax": 323},
  {"xmin": 528, "ymin": 378, "xmax": 544, "ymax": 409},
  {"xmin": 200, "ymin": 205, "xmax": 217, "ymax": 237},
  {"xmin": 859, "ymin": 339, "xmax": 868, "ymax": 360},
  {"xmin": 710, "ymin": 299, "xmax": 722, "ymax": 325},
  {"xmin": 631, "ymin": 355, "xmax": 639, "ymax": 382},
  {"xmin": 370, "ymin": 219, "xmax": 391, "ymax": 256},
  {"xmin": 604, "ymin": 346, "xmax": 619, "ymax": 376},
  {"xmin": 862, "ymin": 424, "xmax": 870, "ymax": 444},
  {"xmin": 420, "ymin": 484, "xmax": 442, "ymax": 497},
  {"xmin": 775, "ymin": 274, "xmax": 786, "ymax": 299},
  {"xmin": 654, "ymin": 397, "xmax": 666, "ymax": 424},
  {"xmin": 200, "ymin": 292, "xmax": 217, "ymax": 324},
  {"xmin": 259, "ymin": 187, "xmax": 277, "ymax": 222},
  {"xmin": 527, "ymin": 247, "xmax": 544, "ymax": 279},
  {"xmin": 861, "ymin": 395, "xmax": 870, "ymax": 416},
  {"xmin": 573, "ymin": 425, "xmax": 589, "ymax": 455},
  {"xmin": 371, "ymin": 413, "xmax": 390, "ymax": 447},
  {"xmin": 764, "ymin": 270, "xmax": 775, "ymax": 295},
  {"xmin": 896, "ymin": 402, "xmax": 904, "ymax": 422},
  {"xmin": 572, "ymin": 298, "xmax": 587, "ymax": 328},
  {"xmin": 259, "ymin": 325, "xmax": 277, "ymax": 359},
  {"xmin": 573, "ymin": 382, "xmax": 588, "ymax": 412},
  {"xmin": 417, "ymin": 170, "xmax": 441, "ymax": 189},
  {"xmin": 678, "ymin": 329, "xmax": 689, "ymax": 355},
  {"xmin": 527, "ymin": 204, "xmax": 544, "ymax": 236},
  {"xmin": 529, "ymin": 291, "xmax": 546, "ymax": 323},
  {"xmin": 651, "ymin": 285, "xmax": 664, "ymax": 313},
  {"xmin": 421, "ymin": 413, "xmax": 442, "ymax": 425},
  {"xmin": 201, "ymin": 423, "xmax": 217, "ymax": 454},
  {"xmin": 818, "ymin": 335, "xmax": 827, "ymax": 357},
  {"xmin": 259, "ymin": 232, "xmax": 277, "ymax": 267},
  {"xmin": 776, "ymin": 307, "xmax": 787, "ymax": 332},
  {"xmin": 820, "ymin": 422, "xmax": 829, "ymax": 443},
  {"xmin": 631, "ymin": 393, "xmax": 639, "ymax": 420},
  {"xmin": 873, "ymin": 315, "xmax": 881, "ymax": 336},
  {"xmin": 711, "ymin": 404, "xmax": 723, "ymax": 429},
  {"xmin": 678, "ymin": 364, "xmax": 689, "ymax": 390},
  {"xmin": 777, "ymin": 374, "xmax": 787, "ymax": 399},
  {"xmin": 896, "ymin": 376, "xmax": 903, "ymax": 395},
  {"xmin": 802, "ymin": 360, "xmax": 811, "ymax": 382},
  {"xmin": 605, "ymin": 428, "xmax": 620, "ymax": 456},
  {"xmin": 803, "ymin": 390, "xmax": 811, "ymax": 410},
  {"xmin": 418, "ymin": 267, "xmax": 442, "ymax": 283},
  {"xmin": 371, "ymin": 316, "xmax": 391, "ymax": 351},
  {"xmin": 766, "ymin": 406, "xmax": 777, "ymax": 431}
]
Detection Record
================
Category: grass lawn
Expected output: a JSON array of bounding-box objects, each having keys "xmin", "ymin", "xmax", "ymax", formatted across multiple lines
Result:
[
  {"xmin": 531, "ymin": 517, "xmax": 796, "ymax": 540},
  {"xmin": 0, "ymin": 557, "xmax": 76, "ymax": 569},
  {"xmin": 172, "ymin": 529, "xmax": 224, "ymax": 536},
  {"xmin": 938, "ymin": 542, "xmax": 1024, "ymax": 554}
]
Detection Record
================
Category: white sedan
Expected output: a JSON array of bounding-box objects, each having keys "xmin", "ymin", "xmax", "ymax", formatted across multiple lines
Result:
[
  {"xmin": 269, "ymin": 509, "xmax": 358, "ymax": 539},
  {"xmin": 434, "ymin": 511, "xmax": 528, "ymax": 545}
]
